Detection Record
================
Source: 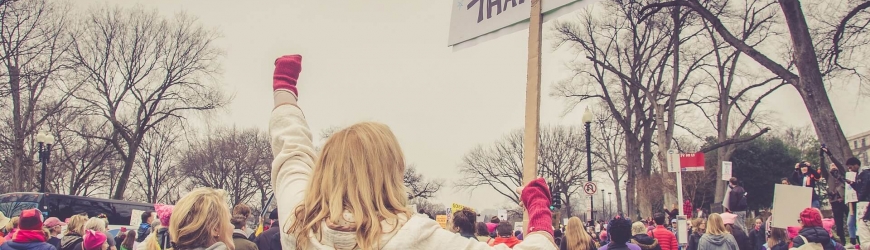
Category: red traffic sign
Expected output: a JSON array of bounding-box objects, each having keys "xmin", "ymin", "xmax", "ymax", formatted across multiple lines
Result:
[{"xmin": 583, "ymin": 182, "xmax": 597, "ymax": 195}]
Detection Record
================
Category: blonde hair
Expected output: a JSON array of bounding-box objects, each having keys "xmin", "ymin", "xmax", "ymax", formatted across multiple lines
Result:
[
  {"xmin": 169, "ymin": 188, "xmax": 234, "ymax": 250},
  {"xmin": 565, "ymin": 217, "xmax": 594, "ymax": 250},
  {"xmin": 145, "ymin": 225, "xmax": 162, "ymax": 250},
  {"xmin": 66, "ymin": 215, "xmax": 88, "ymax": 235},
  {"xmin": 5, "ymin": 217, "xmax": 17, "ymax": 232},
  {"xmin": 706, "ymin": 213, "xmax": 729, "ymax": 236},
  {"xmin": 85, "ymin": 217, "xmax": 107, "ymax": 232},
  {"xmin": 691, "ymin": 218, "xmax": 706, "ymax": 234},
  {"xmin": 287, "ymin": 122, "xmax": 412, "ymax": 250},
  {"xmin": 631, "ymin": 221, "xmax": 647, "ymax": 235}
]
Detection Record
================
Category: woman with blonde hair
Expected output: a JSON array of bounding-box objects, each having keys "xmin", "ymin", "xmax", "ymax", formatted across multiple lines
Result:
[
  {"xmin": 698, "ymin": 214, "xmax": 738, "ymax": 250},
  {"xmin": 686, "ymin": 218, "xmax": 706, "ymax": 250},
  {"xmin": 61, "ymin": 215, "xmax": 88, "ymax": 250},
  {"xmin": 269, "ymin": 55, "xmax": 557, "ymax": 250},
  {"xmin": 168, "ymin": 188, "xmax": 234, "ymax": 250},
  {"xmin": 85, "ymin": 217, "xmax": 117, "ymax": 250},
  {"xmin": 561, "ymin": 217, "xmax": 596, "ymax": 250}
]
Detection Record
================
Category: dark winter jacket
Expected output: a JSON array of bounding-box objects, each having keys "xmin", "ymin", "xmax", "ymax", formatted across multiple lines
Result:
[
  {"xmin": 58, "ymin": 233, "xmax": 82, "ymax": 250},
  {"xmin": 791, "ymin": 227, "xmax": 835, "ymax": 250},
  {"xmin": 832, "ymin": 167, "xmax": 870, "ymax": 220},
  {"xmin": 0, "ymin": 241, "xmax": 56, "ymax": 250},
  {"xmin": 686, "ymin": 232, "xmax": 702, "ymax": 250},
  {"xmin": 136, "ymin": 223, "xmax": 150, "ymax": 243},
  {"xmin": 45, "ymin": 238, "xmax": 59, "ymax": 250},
  {"xmin": 728, "ymin": 186, "xmax": 748, "ymax": 212},
  {"xmin": 729, "ymin": 226, "xmax": 751, "ymax": 250},
  {"xmin": 631, "ymin": 234, "xmax": 662, "ymax": 250},
  {"xmin": 232, "ymin": 231, "xmax": 258, "ymax": 250},
  {"xmin": 748, "ymin": 228, "xmax": 764, "ymax": 250},
  {"xmin": 769, "ymin": 241, "xmax": 788, "ymax": 250},
  {"xmin": 254, "ymin": 222, "xmax": 281, "ymax": 250},
  {"xmin": 792, "ymin": 167, "xmax": 823, "ymax": 201}
]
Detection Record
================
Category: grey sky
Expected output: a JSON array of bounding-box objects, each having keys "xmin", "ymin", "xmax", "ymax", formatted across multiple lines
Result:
[{"xmin": 83, "ymin": 0, "xmax": 870, "ymax": 211}]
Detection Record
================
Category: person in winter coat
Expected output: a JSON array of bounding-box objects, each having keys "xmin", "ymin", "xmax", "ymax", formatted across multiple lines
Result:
[
  {"xmin": 254, "ymin": 209, "xmax": 280, "ymax": 250},
  {"xmin": 791, "ymin": 208, "xmax": 835, "ymax": 250},
  {"xmin": 476, "ymin": 223, "xmax": 491, "ymax": 243},
  {"xmin": 231, "ymin": 215, "xmax": 258, "ymax": 250},
  {"xmin": 489, "ymin": 222, "xmax": 522, "ymax": 248},
  {"xmin": 687, "ymin": 218, "xmax": 705, "ymax": 250},
  {"xmin": 269, "ymin": 55, "xmax": 557, "ymax": 250},
  {"xmin": 721, "ymin": 213, "xmax": 750, "ymax": 250},
  {"xmin": 135, "ymin": 212, "xmax": 154, "ymax": 243},
  {"xmin": 698, "ymin": 213, "xmax": 739, "ymax": 250},
  {"xmin": 828, "ymin": 156, "xmax": 866, "ymax": 248},
  {"xmin": 84, "ymin": 218, "xmax": 116, "ymax": 250},
  {"xmin": 562, "ymin": 217, "xmax": 596, "ymax": 250},
  {"xmin": 0, "ymin": 209, "xmax": 56, "ymax": 250},
  {"xmin": 631, "ymin": 222, "xmax": 662, "ymax": 250},
  {"xmin": 791, "ymin": 162, "xmax": 823, "ymax": 208},
  {"xmin": 599, "ymin": 217, "xmax": 641, "ymax": 250},
  {"xmin": 167, "ymin": 188, "xmax": 234, "ymax": 250},
  {"xmin": 727, "ymin": 178, "xmax": 749, "ymax": 236},
  {"xmin": 60, "ymin": 215, "xmax": 87, "ymax": 250},
  {"xmin": 649, "ymin": 213, "xmax": 678, "ymax": 250},
  {"xmin": 43, "ymin": 217, "xmax": 64, "ymax": 250},
  {"xmin": 748, "ymin": 219, "xmax": 765, "ymax": 250},
  {"xmin": 766, "ymin": 228, "xmax": 789, "ymax": 250},
  {"xmin": 232, "ymin": 204, "xmax": 256, "ymax": 239}
]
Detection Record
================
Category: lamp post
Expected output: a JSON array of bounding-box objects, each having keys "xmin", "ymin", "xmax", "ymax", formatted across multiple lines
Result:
[
  {"xmin": 608, "ymin": 192, "xmax": 613, "ymax": 218},
  {"xmin": 36, "ymin": 131, "xmax": 55, "ymax": 193},
  {"xmin": 601, "ymin": 189, "xmax": 605, "ymax": 217},
  {"xmin": 582, "ymin": 107, "xmax": 593, "ymax": 222}
]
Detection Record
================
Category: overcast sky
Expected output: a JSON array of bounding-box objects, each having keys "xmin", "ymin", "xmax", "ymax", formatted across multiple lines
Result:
[{"xmin": 82, "ymin": 0, "xmax": 870, "ymax": 211}]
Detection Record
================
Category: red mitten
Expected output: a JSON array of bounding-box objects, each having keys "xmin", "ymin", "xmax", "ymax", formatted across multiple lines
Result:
[
  {"xmin": 274, "ymin": 55, "xmax": 302, "ymax": 96},
  {"xmin": 521, "ymin": 178, "xmax": 553, "ymax": 236}
]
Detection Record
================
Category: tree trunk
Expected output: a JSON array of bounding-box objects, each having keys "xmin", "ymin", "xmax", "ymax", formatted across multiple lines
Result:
[
  {"xmin": 778, "ymin": 0, "xmax": 853, "ymax": 192},
  {"xmin": 8, "ymin": 65, "xmax": 30, "ymax": 192},
  {"xmin": 112, "ymin": 145, "xmax": 139, "ymax": 199},
  {"xmin": 625, "ymin": 136, "xmax": 643, "ymax": 219}
]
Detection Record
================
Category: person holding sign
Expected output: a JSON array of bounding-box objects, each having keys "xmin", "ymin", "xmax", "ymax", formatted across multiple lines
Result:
[
  {"xmin": 268, "ymin": 55, "xmax": 557, "ymax": 250},
  {"xmin": 828, "ymin": 155, "xmax": 866, "ymax": 248}
]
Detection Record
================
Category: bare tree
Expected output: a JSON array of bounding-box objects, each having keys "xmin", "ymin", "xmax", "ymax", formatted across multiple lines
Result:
[
  {"xmin": 455, "ymin": 126, "xmax": 589, "ymax": 217},
  {"xmin": 0, "ymin": 0, "xmax": 72, "ymax": 192},
  {"xmin": 66, "ymin": 6, "xmax": 228, "ymax": 199},
  {"xmin": 131, "ymin": 120, "xmax": 186, "ymax": 204},
  {"xmin": 180, "ymin": 127, "xmax": 271, "ymax": 206},
  {"xmin": 45, "ymin": 109, "xmax": 116, "ymax": 196},
  {"xmin": 404, "ymin": 165, "xmax": 444, "ymax": 200},
  {"xmin": 409, "ymin": 198, "xmax": 445, "ymax": 219},
  {"xmin": 589, "ymin": 104, "xmax": 628, "ymax": 215}
]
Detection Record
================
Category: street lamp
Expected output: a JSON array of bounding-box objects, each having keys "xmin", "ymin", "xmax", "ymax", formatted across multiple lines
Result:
[
  {"xmin": 601, "ymin": 189, "xmax": 605, "ymax": 218},
  {"xmin": 608, "ymin": 192, "xmax": 613, "ymax": 218},
  {"xmin": 582, "ymin": 107, "xmax": 593, "ymax": 222},
  {"xmin": 36, "ymin": 131, "xmax": 55, "ymax": 193}
]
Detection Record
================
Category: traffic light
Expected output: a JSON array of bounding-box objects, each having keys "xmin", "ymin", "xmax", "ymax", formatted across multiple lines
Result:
[{"xmin": 553, "ymin": 192, "xmax": 562, "ymax": 209}]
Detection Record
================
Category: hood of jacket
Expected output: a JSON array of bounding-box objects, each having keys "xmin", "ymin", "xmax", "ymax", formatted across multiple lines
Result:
[
  {"xmin": 701, "ymin": 234, "xmax": 729, "ymax": 246},
  {"xmin": 799, "ymin": 227, "xmax": 832, "ymax": 243},
  {"xmin": 306, "ymin": 210, "xmax": 408, "ymax": 249},
  {"xmin": 233, "ymin": 229, "xmax": 248, "ymax": 239},
  {"xmin": 631, "ymin": 234, "xmax": 659, "ymax": 249},
  {"xmin": 60, "ymin": 233, "xmax": 82, "ymax": 249},
  {"xmin": 490, "ymin": 236, "xmax": 522, "ymax": 247},
  {"xmin": 185, "ymin": 242, "xmax": 229, "ymax": 250}
]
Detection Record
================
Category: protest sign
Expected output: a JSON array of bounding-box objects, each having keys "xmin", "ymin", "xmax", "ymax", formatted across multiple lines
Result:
[
  {"xmin": 436, "ymin": 215, "xmax": 448, "ymax": 229},
  {"xmin": 722, "ymin": 161, "xmax": 733, "ymax": 181},
  {"xmin": 771, "ymin": 184, "xmax": 812, "ymax": 229},
  {"xmin": 847, "ymin": 172, "xmax": 858, "ymax": 203}
]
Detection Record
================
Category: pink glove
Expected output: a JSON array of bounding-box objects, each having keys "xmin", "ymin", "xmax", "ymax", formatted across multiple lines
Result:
[
  {"xmin": 274, "ymin": 55, "xmax": 302, "ymax": 96},
  {"xmin": 521, "ymin": 178, "xmax": 553, "ymax": 236}
]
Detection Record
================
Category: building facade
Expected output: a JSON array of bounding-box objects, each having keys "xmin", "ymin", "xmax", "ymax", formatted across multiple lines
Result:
[{"xmin": 849, "ymin": 130, "xmax": 870, "ymax": 165}]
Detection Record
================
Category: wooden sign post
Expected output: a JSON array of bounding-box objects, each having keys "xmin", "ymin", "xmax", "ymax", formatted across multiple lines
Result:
[{"xmin": 522, "ymin": 0, "xmax": 544, "ymax": 230}]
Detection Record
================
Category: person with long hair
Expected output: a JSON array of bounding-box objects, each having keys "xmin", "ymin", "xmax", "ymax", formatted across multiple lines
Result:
[
  {"xmin": 475, "ymin": 222, "xmax": 491, "ymax": 243},
  {"xmin": 269, "ymin": 55, "xmax": 556, "ymax": 250},
  {"xmin": 85, "ymin": 217, "xmax": 117, "ymax": 250},
  {"xmin": 120, "ymin": 230, "xmax": 136, "ymax": 250},
  {"xmin": 61, "ymin": 215, "xmax": 88, "ymax": 250},
  {"xmin": 698, "ymin": 214, "xmax": 738, "ymax": 250},
  {"xmin": 767, "ymin": 228, "xmax": 789, "ymax": 250},
  {"xmin": 686, "ymin": 218, "xmax": 706, "ymax": 250},
  {"xmin": 561, "ymin": 217, "xmax": 596, "ymax": 250},
  {"xmin": 168, "ymin": 188, "xmax": 234, "ymax": 250}
]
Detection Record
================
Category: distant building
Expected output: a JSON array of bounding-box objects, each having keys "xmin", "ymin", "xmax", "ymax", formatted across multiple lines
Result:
[{"xmin": 849, "ymin": 130, "xmax": 870, "ymax": 164}]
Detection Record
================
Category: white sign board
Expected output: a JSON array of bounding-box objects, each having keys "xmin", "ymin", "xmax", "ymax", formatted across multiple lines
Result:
[
  {"xmin": 771, "ymin": 184, "xmax": 813, "ymax": 229},
  {"xmin": 722, "ymin": 161, "xmax": 733, "ymax": 181},
  {"xmin": 498, "ymin": 210, "xmax": 508, "ymax": 221},
  {"xmin": 130, "ymin": 209, "xmax": 145, "ymax": 226},
  {"xmin": 448, "ymin": 0, "xmax": 602, "ymax": 49},
  {"xmin": 668, "ymin": 149, "xmax": 680, "ymax": 173},
  {"xmin": 847, "ymin": 172, "xmax": 859, "ymax": 203}
]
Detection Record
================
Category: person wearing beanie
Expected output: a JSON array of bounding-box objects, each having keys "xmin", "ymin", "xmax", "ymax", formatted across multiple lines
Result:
[
  {"xmin": 254, "ymin": 209, "xmax": 281, "ymax": 250},
  {"xmin": 720, "ymin": 213, "xmax": 750, "ymax": 250},
  {"xmin": 0, "ymin": 209, "xmax": 54, "ymax": 250},
  {"xmin": 698, "ymin": 213, "xmax": 739, "ymax": 250},
  {"xmin": 791, "ymin": 208, "xmax": 835, "ymax": 250},
  {"xmin": 82, "ymin": 230, "xmax": 108, "ymax": 250},
  {"xmin": 600, "ymin": 230, "xmax": 610, "ymax": 246},
  {"xmin": 269, "ymin": 54, "xmax": 557, "ymax": 249},
  {"xmin": 43, "ymin": 217, "xmax": 65, "ymax": 250},
  {"xmin": 153, "ymin": 204, "xmax": 174, "ymax": 250},
  {"xmin": 631, "ymin": 222, "xmax": 662, "ymax": 250},
  {"xmin": 488, "ymin": 222, "xmax": 522, "ymax": 248},
  {"xmin": 230, "ymin": 215, "xmax": 257, "ymax": 250},
  {"xmin": 599, "ymin": 216, "xmax": 640, "ymax": 250},
  {"xmin": 649, "ymin": 213, "xmax": 678, "ymax": 250}
]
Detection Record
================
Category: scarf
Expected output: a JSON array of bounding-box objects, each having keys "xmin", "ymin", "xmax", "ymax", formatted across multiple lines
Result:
[{"xmin": 13, "ymin": 229, "xmax": 46, "ymax": 243}]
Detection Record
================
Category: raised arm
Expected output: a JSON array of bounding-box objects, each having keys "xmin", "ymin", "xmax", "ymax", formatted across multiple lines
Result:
[{"xmin": 268, "ymin": 55, "xmax": 316, "ymax": 239}]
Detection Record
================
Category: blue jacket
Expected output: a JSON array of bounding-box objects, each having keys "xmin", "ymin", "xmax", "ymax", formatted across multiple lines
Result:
[
  {"xmin": 1, "ymin": 241, "xmax": 57, "ymax": 250},
  {"xmin": 137, "ymin": 223, "xmax": 151, "ymax": 243}
]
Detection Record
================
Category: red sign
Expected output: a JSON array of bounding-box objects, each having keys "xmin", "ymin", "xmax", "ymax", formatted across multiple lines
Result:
[{"xmin": 680, "ymin": 153, "xmax": 705, "ymax": 172}]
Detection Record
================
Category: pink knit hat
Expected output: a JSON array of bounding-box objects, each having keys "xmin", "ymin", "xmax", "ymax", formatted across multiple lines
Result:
[
  {"xmin": 822, "ymin": 218, "xmax": 835, "ymax": 236},
  {"xmin": 83, "ymin": 230, "xmax": 107, "ymax": 250},
  {"xmin": 720, "ymin": 213, "xmax": 738, "ymax": 225},
  {"xmin": 155, "ymin": 204, "xmax": 175, "ymax": 226}
]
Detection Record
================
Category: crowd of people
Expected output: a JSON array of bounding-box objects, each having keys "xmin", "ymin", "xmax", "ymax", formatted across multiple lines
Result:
[{"xmin": 1, "ymin": 54, "xmax": 867, "ymax": 250}]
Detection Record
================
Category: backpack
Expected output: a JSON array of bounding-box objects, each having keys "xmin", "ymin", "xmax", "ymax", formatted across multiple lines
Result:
[{"xmin": 791, "ymin": 235, "xmax": 823, "ymax": 250}]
